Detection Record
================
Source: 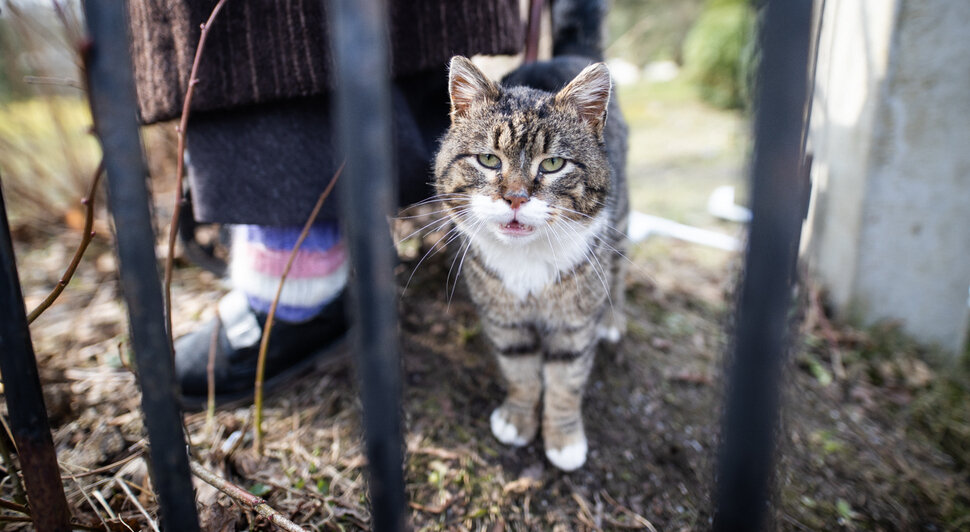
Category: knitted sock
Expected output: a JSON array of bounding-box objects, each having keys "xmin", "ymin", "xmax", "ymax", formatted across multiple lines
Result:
[{"xmin": 229, "ymin": 221, "xmax": 348, "ymax": 323}]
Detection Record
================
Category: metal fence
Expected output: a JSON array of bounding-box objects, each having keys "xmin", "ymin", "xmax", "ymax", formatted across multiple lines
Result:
[{"xmin": 0, "ymin": 0, "xmax": 812, "ymax": 530}]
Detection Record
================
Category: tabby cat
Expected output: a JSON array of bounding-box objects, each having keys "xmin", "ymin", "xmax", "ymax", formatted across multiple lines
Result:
[{"xmin": 432, "ymin": 18, "xmax": 629, "ymax": 471}]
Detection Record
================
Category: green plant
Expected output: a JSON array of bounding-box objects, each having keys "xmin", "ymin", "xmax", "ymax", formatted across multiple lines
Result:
[{"xmin": 682, "ymin": 0, "xmax": 756, "ymax": 109}]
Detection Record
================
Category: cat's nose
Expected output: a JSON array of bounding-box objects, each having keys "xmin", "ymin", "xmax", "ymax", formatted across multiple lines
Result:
[{"xmin": 503, "ymin": 189, "xmax": 529, "ymax": 210}]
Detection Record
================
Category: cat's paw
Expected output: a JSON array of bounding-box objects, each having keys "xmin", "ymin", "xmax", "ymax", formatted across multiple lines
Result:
[
  {"xmin": 596, "ymin": 325, "xmax": 622, "ymax": 344},
  {"xmin": 597, "ymin": 311, "xmax": 626, "ymax": 344},
  {"xmin": 545, "ymin": 438, "xmax": 588, "ymax": 471},
  {"xmin": 490, "ymin": 406, "xmax": 537, "ymax": 447}
]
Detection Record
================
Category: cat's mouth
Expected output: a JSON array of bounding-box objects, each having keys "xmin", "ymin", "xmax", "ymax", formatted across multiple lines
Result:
[{"xmin": 498, "ymin": 220, "xmax": 535, "ymax": 237}]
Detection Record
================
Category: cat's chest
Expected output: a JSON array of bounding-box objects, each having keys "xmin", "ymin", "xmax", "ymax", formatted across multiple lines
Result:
[{"xmin": 475, "ymin": 239, "xmax": 563, "ymax": 299}]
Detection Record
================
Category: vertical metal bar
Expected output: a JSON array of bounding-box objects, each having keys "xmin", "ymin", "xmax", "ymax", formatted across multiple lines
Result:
[
  {"xmin": 82, "ymin": 4, "xmax": 200, "ymax": 531},
  {"xmin": 713, "ymin": 1, "xmax": 813, "ymax": 531},
  {"xmin": 327, "ymin": 0, "xmax": 406, "ymax": 530},
  {"xmin": 0, "ymin": 184, "xmax": 72, "ymax": 532}
]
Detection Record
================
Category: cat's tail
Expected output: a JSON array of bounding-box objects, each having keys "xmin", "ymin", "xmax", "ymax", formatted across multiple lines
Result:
[{"xmin": 551, "ymin": 0, "xmax": 606, "ymax": 61}]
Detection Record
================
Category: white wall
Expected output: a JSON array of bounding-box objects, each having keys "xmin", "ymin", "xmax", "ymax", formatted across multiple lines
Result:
[{"xmin": 806, "ymin": 0, "xmax": 970, "ymax": 357}]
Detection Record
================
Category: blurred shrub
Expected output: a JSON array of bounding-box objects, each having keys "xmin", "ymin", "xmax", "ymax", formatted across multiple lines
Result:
[
  {"xmin": 0, "ymin": 96, "xmax": 101, "ymax": 227},
  {"xmin": 606, "ymin": 0, "xmax": 706, "ymax": 64},
  {"xmin": 682, "ymin": 0, "xmax": 756, "ymax": 109}
]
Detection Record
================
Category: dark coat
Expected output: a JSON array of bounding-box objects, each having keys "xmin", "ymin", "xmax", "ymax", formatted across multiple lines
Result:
[{"xmin": 127, "ymin": 0, "xmax": 522, "ymax": 124}]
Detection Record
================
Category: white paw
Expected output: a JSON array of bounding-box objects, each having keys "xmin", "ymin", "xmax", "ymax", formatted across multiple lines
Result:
[
  {"xmin": 545, "ymin": 439, "xmax": 588, "ymax": 471},
  {"xmin": 597, "ymin": 325, "xmax": 621, "ymax": 344},
  {"xmin": 490, "ymin": 408, "xmax": 530, "ymax": 447}
]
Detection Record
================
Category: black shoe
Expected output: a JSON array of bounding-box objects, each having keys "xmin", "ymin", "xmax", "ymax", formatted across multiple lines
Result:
[{"xmin": 173, "ymin": 290, "xmax": 349, "ymax": 410}]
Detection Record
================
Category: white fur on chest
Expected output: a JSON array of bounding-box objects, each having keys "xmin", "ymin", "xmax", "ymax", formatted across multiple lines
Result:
[{"xmin": 471, "ymin": 212, "xmax": 608, "ymax": 300}]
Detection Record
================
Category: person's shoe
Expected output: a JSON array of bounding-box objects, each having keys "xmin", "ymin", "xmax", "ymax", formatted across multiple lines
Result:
[{"xmin": 173, "ymin": 290, "xmax": 349, "ymax": 410}]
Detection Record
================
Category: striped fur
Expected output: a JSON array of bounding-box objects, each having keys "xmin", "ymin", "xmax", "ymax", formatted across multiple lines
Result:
[{"xmin": 433, "ymin": 55, "xmax": 628, "ymax": 471}]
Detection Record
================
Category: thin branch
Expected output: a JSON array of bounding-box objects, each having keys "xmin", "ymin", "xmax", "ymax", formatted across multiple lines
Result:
[
  {"xmin": 66, "ymin": 470, "xmax": 111, "ymax": 532},
  {"xmin": 205, "ymin": 318, "xmax": 220, "ymax": 434},
  {"xmin": 114, "ymin": 477, "xmax": 160, "ymax": 532},
  {"xmin": 163, "ymin": 0, "xmax": 229, "ymax": 344},
  {"xmin": 27, "ymin": 159, "xmax": 104, "ymax": 324},
  {"xmin": 59, "ymin": 449, "xmax": 143, "ymax": 480},
  {"xmin": 0, "ymin": 514, "xmax": 112, "ymax": 532},
  {"xmin": 189, "ymin": 461, "xmax": 309, "ymax": 532},
  {"xmin": 523, "ymin": 0, "xmax": 543, "ymax": 63},
  {"xmin": 22, "ymin": 75, "xmax": 84, "ymax": 90},
  {"xmin": 0, "ymin": 497, "xmax": 28, "ymax": 514},
  {"xmin": 253, "ymin": 162, "xmax": 344, "ymax": 453},
  {"xmin": 600, "ymin": 490, "xmax": 658, "ymax": 532},
  {"xmin": 92, "ymin": 490, "xmax": 126, "ymax": 530},
  {"xmin": 0, "ymin": 416, "xmax": 25, "ymax": 504}
]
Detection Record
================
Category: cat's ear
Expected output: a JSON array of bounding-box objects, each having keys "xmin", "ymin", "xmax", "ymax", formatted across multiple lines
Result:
[
  {"xmin": 448, "ymin": 56, "xmax": 499, "ymax": 121},
  {"xmin": 554, "ymin": 62, "xmax": 612, "ymax": 135}
]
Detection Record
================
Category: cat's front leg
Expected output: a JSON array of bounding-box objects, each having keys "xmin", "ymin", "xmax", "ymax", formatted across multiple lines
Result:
[
  {"xmin": 485, "ymin": 319, "xmax": 541, "ymax": 447},
  {"xmin": 541, "ymin": 323, "xmax": 597, "ymax": 471}
]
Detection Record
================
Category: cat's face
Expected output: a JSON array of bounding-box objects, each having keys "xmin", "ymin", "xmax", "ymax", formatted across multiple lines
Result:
[{"xmin": 434, "ymin": 56, "xmax": 613, "ymax": 246}]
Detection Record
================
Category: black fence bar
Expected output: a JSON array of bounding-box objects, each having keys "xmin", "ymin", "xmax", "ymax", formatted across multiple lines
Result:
[
  {"xmin": 713, "ymin": 0, "xmax": 813, "ymax": 531},
  {"xmin": 0, "ymin": 186, "xmax": 72, "ymax": 531},
  {"xmin": 82, "ymin": 4, "xmax": 201, "ymax": 530},
  {"xmin": 327, "ymin": 0, "xmax": 406, "ymax": 530}
]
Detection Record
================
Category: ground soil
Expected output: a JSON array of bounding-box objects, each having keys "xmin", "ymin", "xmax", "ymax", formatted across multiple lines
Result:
[
  {"xmin": 6, "ymin": 218, "xmax": 968, "ymax": 531},
  {"xmin": 4, "ymin": 80, "xmax": 968, "ymax": 531}
]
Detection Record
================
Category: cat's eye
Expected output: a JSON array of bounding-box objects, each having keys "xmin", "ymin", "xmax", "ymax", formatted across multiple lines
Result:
[
  {"xmin": 476, "ymin": 153, "xmax": 502, "ymax": 169},
  {"xmin": 540, "ymin": 157, "xmax": 565, "ymax": 173}
]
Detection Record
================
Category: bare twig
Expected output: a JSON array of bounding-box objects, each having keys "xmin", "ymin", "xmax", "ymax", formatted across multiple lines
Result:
[
  {"xmin": 59, "ymin": 450, "xmax": 144, "ymax": 480},
  {"xmin": 27, "ymin": 159, "xmax": 104, "ymax": 323},
  {"xmin": 0, "ymin": 516, "xmax": 33, "ymax": 525},
  {"xmin": 600, "ymin": 490, "xmax": 658, "ymax": 532},
  {"xmin": 0, "ymin": 514, "xmax": 112, "ymax": 532},
  {"xmin": 523, "ymin": 0, "xmax": 543, "ymax": 63},
  {"xmin": 253, "ymin": 162, "xmax": 344, "ymax": 453},
  {"xmin": 0, "ymin": 498, "xmax": 28, "ymax": 514},
  {"xmin": 0, "ymin": 416, "xmax": 25, "ymax": 504},
  {"xmin": 206, "ymin": 318, "xmax": 220, "ymax": 434},
  {"xmin": 163, "ymin": 0, "xmax": 229, "ymax": 343},
  {"xmin": 67, "ymin": 471, "xmax": 111, "ymax": 532},
  {"xmin": 189, "ymin": 460, "xmax": 309, "ymax": 532},
  {"xmin": 92, "ymin": 490, "xmax": 122, "ymax": 522},
  {"xmin": 810, "ymin": 285, "xmax": 846, "ymax": 380},
  {"xmin": 114, "ymin": 478, "xmax": 160, "ymax": 532},
  {"xmin": 22, "ymin": 75, "xmax": 84, "ymax": 90},
  {"xmin": 572, "ymin": 492, "xmax": 602, "ymax": 532}
]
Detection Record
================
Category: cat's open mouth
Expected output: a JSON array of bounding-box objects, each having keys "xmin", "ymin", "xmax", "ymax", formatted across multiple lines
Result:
[{"xmin": 499, "ymin": 220, "xmax": 535, "ymax": 236}]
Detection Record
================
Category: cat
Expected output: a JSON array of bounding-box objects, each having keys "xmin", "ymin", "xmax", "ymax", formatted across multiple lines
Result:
[{"xmin": 432, "ymin": 7, "xmax": 628, "ymax": 471}]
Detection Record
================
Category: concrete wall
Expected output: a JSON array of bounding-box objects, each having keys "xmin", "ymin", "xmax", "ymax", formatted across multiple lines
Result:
[{"xmin": 806, "ymin": 0, "xmax": 970, "ymax": 358}]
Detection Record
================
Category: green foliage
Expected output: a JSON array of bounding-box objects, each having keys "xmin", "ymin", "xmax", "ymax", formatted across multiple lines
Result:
[
  {"xmin": 0, "ymin": 17, "xmax": 27, "ymax": 102},
  {"xmin": 0, "ymin": 97, "xmax": 100, "ymax": 225},
  {"xmin": 682, "ymin": 0, "xmax": 756, "ymax": 109},
  {"xmin": 606, "ymin": 0, "xmax": 706, "ymax": 64}
]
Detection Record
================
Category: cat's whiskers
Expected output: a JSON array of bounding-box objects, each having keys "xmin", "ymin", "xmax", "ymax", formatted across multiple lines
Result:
[
  {"xmin": 552, "ymin": 217, "xmax": 614, "ymax": 311},
  {"xmin": 559, "ymin": 216, "xmax": 654, "ymax": 283},
  {"xmin": 541, "ymin": 223, "xmax": 565, "ymax": 289},
  {"xmin": 395, "ymin": 206, "xmax": 471, "ymax": 244},
  {"xmin": 405, "ymin": 193, "xmax": 475, "ymax": 209},
  {"xmin": 447, "ymin": 217, "xmax": 488, "ymax": 310},
  {"xmin": 401, "ymin": 210, "xmax": 476, "ymax": 296},
  {"xmin": 546, "ymin": 220, "xmax": 600, "ymax": 307},
  {"xmin": 445, "ymin": 214, "xmax": 482, "ymax": 295},
  {"xmin": 555, "ymin": 204, "xmax": 630, "ymax": 242},
  {"xmin": 395, "ymin": 204, "xmax": 470, "ymax": 221}
]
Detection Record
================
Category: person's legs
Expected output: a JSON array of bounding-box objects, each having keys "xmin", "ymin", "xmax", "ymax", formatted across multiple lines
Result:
[
  {"xmin": 175, "ymin": 68, "xmax": 449, "ymax": 407},
  {"xmin": 174, "ymin": 221, "xmax": 350, "ymax": 408},
  {"xmin": 230, "ymin": 223, "xmax": 348, "ymax": 322}
]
